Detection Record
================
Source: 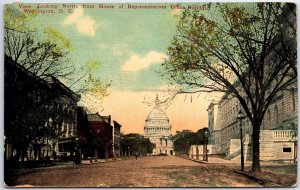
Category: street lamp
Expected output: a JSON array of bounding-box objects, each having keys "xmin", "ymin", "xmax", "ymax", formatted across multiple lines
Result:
[
  {"xmin": 237, "ymin": 110, "xmax": 245, "ymax": 171},
  {"xmin": 204, "ymin": 131, "xmax": 209, "ymax": 162}
]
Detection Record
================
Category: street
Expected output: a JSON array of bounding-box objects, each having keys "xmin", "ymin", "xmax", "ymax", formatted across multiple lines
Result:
[{"xmin": 8, "ymin": 156, "xmax": 262, "ymax": 187}]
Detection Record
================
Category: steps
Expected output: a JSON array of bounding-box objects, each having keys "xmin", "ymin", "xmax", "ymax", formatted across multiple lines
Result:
[{"xmin": 226, "ymin": 149, "xmax": 241, "ymax": 160}]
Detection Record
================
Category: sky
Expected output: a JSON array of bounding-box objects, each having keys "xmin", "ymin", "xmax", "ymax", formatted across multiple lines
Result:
[{"xmin": 5, "ymin": 2, "xmax": 224, "ymax": 134}]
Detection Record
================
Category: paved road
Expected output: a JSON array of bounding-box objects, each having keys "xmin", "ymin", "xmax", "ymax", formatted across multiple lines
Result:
[{"xmin": 8, "ymin": 156, "xmax": 261, "ymax": 187}]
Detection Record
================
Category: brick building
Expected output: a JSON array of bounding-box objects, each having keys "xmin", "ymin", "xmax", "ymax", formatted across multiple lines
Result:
[{"xmin": 87, "ymin": 113, "xmax": 113, "ymax": 159}]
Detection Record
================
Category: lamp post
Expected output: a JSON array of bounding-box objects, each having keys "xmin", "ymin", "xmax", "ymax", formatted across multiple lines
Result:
[
  {"xmin": 204, "ymin": 131, "xmax": 208, "ymax": 162},
  {"xmin": 237, "ymin": 110, "xmax": 245, "ymax": 171},
  {"xmin": 186, "ymin": 140, "xmax": 190, "ymax": 157}
]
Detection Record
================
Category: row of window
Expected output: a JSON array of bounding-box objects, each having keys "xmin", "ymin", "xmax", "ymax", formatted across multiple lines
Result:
[
  {"xmin": 218, "ymin": 89, "xmax": 296, "ymax": 129},
  {"xmin": 262, "ymin": 90, "xmax": 296, "ymax": 129},
  {"xmin": 148, "ymin": 120, "xmax": 168, "ymax": 125},
  {"xmin": 145, "ymin": 128, "xmax": 170, "ymax": 133}
]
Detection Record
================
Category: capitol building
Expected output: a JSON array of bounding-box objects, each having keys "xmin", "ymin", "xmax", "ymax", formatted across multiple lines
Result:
[{"xmin": 144, "ymin": 95, "xmax": 174, "ymax": 155}]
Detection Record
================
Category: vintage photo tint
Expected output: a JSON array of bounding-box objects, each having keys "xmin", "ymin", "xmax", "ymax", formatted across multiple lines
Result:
[{"xmin": 3, "ymin": 2, "xmax": 297, "ymax": 187}]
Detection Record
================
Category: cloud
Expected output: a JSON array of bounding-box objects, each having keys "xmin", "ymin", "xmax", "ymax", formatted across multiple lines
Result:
[
  {"xmin": 121, "ymin": 51, "xmax": 167, "ymax": 72},
  {"xmin": 63, "ymin": 6, "xmax": 96, "ymax": 36}
]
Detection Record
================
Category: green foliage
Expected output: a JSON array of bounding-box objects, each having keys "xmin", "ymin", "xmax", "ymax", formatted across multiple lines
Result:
[
  {"xmin": 172, "ymin": 128, "xmax": 208, "ymax": 154},
  {"xmin": 5, "ymin": 4, "xmax": 36, "ymax": 32},
  {"xmin": 163, "ymin": 3, "xmax": 296, "ymax": 171},
  {"xmin": 5, "ymin": 6, "xmax": 73, "ymax": 79},
  {"xmin": 120, "ymin": 133, "xmax": 155, "ymax": 155},
  {"xmin": 44, "ymin": 27, "xmax": 73, "ymax": 50},
  {"xmin": 163, "ymin": 3, "xmax": 295, "ymax": 94},
  {"xmin": 5, "ymin": 5, "xmax": 110, "ymax": 106},
  {"xmin": 4, "ymin": 5, "xmax": 111, "ymax": 161}
]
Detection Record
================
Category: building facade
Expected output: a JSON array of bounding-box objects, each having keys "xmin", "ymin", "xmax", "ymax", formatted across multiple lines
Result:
[
  {"xmin": 113, "ymin": 121, "xmax": 122, "ymax": 158},
  {"xmin": 208, "ymin": 86, "xmax": 297, "ymax": 162},
  {"xmin": 144, "ymin": 96, "xmax": 174, "ymax": 155},
  {"xmin": 4, "ymin": 56, "xmax": 80, "ymax": 161},
  {"xmin": 87, "ymin": 113, "xmax": 113, "ymax": 159},
  {"xmin": 207, "ymin": 4, "xmax": 297, "ymax": 162}
]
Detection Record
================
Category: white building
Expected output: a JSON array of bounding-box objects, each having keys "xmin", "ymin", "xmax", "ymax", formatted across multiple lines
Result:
[
  {"xmin": 144, "ymin": 96, "xmax": 174, "ymax": 155},
  {"xmin": 207, "ymin": 83, "xmax": 297, "ymax": 162}
]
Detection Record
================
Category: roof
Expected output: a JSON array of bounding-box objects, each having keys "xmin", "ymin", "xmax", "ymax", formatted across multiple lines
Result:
[
  {"xmin": 147, "ymin": 107, "xmax": 169, "ymax": 120},
  {"xmin": 87, "ymin": 113, "xmax": 104, "ymax": 122},
  {"xmin": 5, "ymin": 55, "xmax": 80, "ymax": 102},
  {"xmin": 102, "ymin": 115, "xmax": 111, "ymax": 124},
  {"xmin": 113, "ymin": 120, "xmax": 122, "ymax": 128}
]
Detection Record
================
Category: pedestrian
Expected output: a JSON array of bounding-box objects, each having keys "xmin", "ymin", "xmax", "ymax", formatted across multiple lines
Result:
[
  {"xmin": 72, "ymin": 152, "xmax": 77, "ymax": 165},
  {"xmin": 75, "ymin": 150, "xmax": 81, "ymax": 165},
  {"xmin": 134, "ymin": 152, "xmax": 138, "ymax": 160}
]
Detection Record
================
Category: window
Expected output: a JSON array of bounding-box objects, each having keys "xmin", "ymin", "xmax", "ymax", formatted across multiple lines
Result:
[
  {"xmin": 283, "ymin": 147, "xmax": 292, "ymax": 152},
  {"xmin": 268, "ymin": 109, "xmax": 271, "ymax": 128},
  {"xmin": 282, "ymin": 101, "xmax": 285, "ymax": 116},
  {"xmin": 275, "ymin": 105, "xmax": 279, "ymax": 124},
  {"xmin": 291, "ymin": 89, "xmax": 296, "ymax": 112}
]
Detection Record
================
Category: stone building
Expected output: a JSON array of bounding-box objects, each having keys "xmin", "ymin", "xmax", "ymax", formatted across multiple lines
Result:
[
  {"xmin": 144, "ymin": 95, "xmax": 174, "ymax": 155},
  {"xmin": 208, "ymin": 83, "xmax": 297, "ymax": 162}
]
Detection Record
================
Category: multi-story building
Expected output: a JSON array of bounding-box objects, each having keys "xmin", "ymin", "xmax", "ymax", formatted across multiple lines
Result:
[
  {"xmin": 87, "ymin": 113, "xmax": 113, "ymax": 159},
  {"xmin": 113, "ymin": 121, "xmax": 122, "ymax": 158},
  {"xmin": 4, "ymin": 55, "xmax": 80, "ymax": 161},
  {"xmin": 77, "ymin": 106, "xmax": 90, "ymax": 159},
  {"xmin": 144, "ymin": 95, "xmax": 174, "ymax": 155},
  {"xmin": 208, "ymin": 83, "xmax": 297, "ymax": 162}
]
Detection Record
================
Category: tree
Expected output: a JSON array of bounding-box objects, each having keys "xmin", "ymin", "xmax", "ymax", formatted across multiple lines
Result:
[
  {"xmin": 5, "ymin": 7, "xmax": 73, "ymax": 79},
  {"xmin": 4, "ymin": 6, "xmax": 110, "ymax": 98},
  {"xmin": 4, "ymin": 5, "xmax": 110, "ymax": 161},
  {"xmin": 4, "ymin": 57, "xmax": 80, "ymax": 161},
  {"xmin": 163, "ymin": 3, "xmax": 296, "ymax": 171},
  {"xmin": 120, "ymin": 133, "xmax": 155, "ymax": 156},
  {"xmin": 172, "ymin": 129, "xmax": 208, "ymax": 155}
]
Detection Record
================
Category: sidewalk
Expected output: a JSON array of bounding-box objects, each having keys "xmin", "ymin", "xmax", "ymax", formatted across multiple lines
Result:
[
  {"xmin": 181, "ymin": 156, "xmax": 297, "ymax": 187},
  {"xmin": 6, "ymin": 157, "xmax": 132, "ymax": 176},
  {"xmin": 182, "ymin": 155, "xmax": 295, "ymax": 166},
  {"xmin": 80, "ymin": 157, "xmax": 125, "ymax": 165}
]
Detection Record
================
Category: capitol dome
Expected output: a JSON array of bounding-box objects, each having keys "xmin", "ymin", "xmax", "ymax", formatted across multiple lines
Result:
[
  {"xmin": 147, "ymin": 108, "xmax": 169, "ymax": 121},
  {"xmin": 144, "ymin": 95, "xmax": 173, "ymax": 155}
]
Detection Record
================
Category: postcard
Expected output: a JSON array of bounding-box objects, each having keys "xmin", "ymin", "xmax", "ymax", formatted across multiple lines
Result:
[{"xmin": 3, "ymin": 1, "xmax": 297, "ymax": 187}]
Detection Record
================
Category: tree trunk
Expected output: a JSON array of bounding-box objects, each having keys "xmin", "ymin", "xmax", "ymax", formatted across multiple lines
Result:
[{"xmin": 251, "ymin": 121, "xmax": 261, "ymax": 171}]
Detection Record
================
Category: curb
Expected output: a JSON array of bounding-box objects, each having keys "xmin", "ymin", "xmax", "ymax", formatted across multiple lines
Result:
[
  {"xmin": 80, "ymin": 157, "xmax": 134, "ymax": 165},
  {"xmin": 179, "ymin": 156, "xmax": 210, "ymax": 164},
  {"xmin": 7, "ymin": 157, "xmax": 138, "ymax": 175},
  {"xmin": 234, "ymin": 170, "xmax": 270, "ymax": 185}
]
